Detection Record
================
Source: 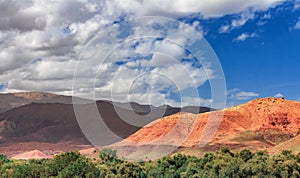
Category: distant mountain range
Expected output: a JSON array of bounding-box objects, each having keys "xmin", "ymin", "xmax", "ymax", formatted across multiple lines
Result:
[{"xmin": 0, "ymin": 92, "xmax": 212, "ymax": 157}]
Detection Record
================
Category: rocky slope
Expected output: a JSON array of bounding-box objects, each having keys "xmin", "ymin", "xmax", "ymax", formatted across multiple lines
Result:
[{"xmin": 110, "ymin": 98, "xmax": 300, "ymax": 159}]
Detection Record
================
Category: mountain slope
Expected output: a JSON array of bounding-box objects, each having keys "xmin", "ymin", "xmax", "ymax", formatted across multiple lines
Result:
[
  {"xmin": 0, "ymin": 92, "xmax": 75, "ymax": 113},
  {"xmin": 268, "ymin": 134, "xmax": 300, "ymax": 154},
  {"xmin": 110, "ymin": 98, "xmax": 300, "ymax": 159},
  {"xmin": 0, "ymin": 92, "xmax": 213, "ymax": 157}
]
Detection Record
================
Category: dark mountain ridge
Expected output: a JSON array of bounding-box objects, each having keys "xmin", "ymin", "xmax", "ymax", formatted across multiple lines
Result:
[{"xmin": 0, "ymin": 92, "xmax": 213, "ymax": 148}]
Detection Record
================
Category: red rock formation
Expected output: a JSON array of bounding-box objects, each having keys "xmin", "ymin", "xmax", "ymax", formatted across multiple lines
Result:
[
  {"xmin": 11, "ymin": 150, "xmax": 52, "ymax": 160},
  {"xmin": 123, "ymin": 98, "xmax": 300, "ymax": 147}
]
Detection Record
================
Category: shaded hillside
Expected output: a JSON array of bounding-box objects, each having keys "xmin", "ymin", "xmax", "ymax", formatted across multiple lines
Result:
[
  {"xmin": 268, "ymin": 134, "xmax": 300, "ymax": 154},
  {"xmin": 0, "ymin": 103, "xmax": 88, "ymax": 144},
  {"xmin": 0, "ymin": 93, "xmax": 212, "ymax": 150},
  {"xmin": 0, "ymin": 92, "xmax": 75, "ymax": 113}
]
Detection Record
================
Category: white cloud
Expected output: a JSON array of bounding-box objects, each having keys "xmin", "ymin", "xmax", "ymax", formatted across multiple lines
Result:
[
  {"xmin": 228, "ymin": 88, "xmax": 259, "ymax": 100},
  {"xmin": 219, "ymin": 12, "xmax": 256, "ymax": 34},
  {"xmin": 218, "ymin": 6, "xmax": 275, "ymax": 33},
  {"xmin": 262, "ymin": 13, "xmax": 272, "ymax": 20},
  {"xmin": 138, "ymin": 0, "xmax": 284, "ymax": 18},
  {"xmin": 274, "ymin": 93, "xmax": 284, "ymax": 98},
  {"xmin": 140, "ymin": 53, "xmax": 179, "ymax": 67},
  {"xmin": 181, "ymin": 96, "xmax": 213, "ymax": 107},
  {"xmin": 256, "ymin": 13, "xmax": 272, "ymax": 26},
  {"xmin": 219, "ymin": 25, "xmax": 230, "ymax": 33},
  {"xmin": 234, "ymin": 32, "xmax": 258, "ymax": 41},
  {"xmin": 30, "ymin": 60, "xmax": 77, "ymax": 80},
  {"xmin": 220, "ymin": 14, "xmax": 252, "ymax": 33},
  {"xmin": 231, "ymin": 11, "xmax": 255, "ymax": 28},
  {"xmin": 231, "ymin": 91, "xmax": 259, "ymax": 100},
  {"xmin": 294, "ymin": 17, "xmax": 300, "ymax": 29},
  {"xmin": 295, "ymin": 0, "xmax": 300, "ymax": 9},
  {"xmin": 0, "ymin": 0, "xmax": 286, "ymax": 107},
  {"xmin": 70, "ymin": 18, "xmax": 213, "ymax": 107}
]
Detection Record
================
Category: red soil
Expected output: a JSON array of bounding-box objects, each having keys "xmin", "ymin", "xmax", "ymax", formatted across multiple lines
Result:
[
  {"xmin": 0, "ymin": 142, "xmax": 92, "ymax": 158},
  {"xmin": 11, "ymin": 150, "xmax": 52, "ymax": 160},
  {"xmin": 123, "ymin": 98, "xmax": 300, "ymax": 147}
]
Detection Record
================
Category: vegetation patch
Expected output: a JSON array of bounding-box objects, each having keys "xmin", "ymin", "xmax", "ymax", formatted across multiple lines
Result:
[
  {"xmin": 1, "ymin": 147, "xmax": 300, "ymax": 177},
  {"xmin": 230, "ymin": 130, "xmax": 264, "ymax": 142},
  {"xmin": 263, "ymin": 129, "xmax": 293, "ymax": 144}
]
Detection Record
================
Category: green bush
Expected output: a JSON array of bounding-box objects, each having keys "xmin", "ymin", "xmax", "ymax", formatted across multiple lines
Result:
[
  {"xmin": 0, "ymin": 148, "xmax": 300, "ymax": 177},
  {"xmin": 238, "ymin": 149, "xmax": 253, "ymax": 162},
  {"xmin": 118, "ymin": 162, "xmax": 147, "ymax": 178},
  {"xmin": 0, "ymin": 154, "xmax": 10, "ymax": 164}
]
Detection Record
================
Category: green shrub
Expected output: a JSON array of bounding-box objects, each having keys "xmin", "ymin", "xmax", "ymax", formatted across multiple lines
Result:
[{"xmin": 1, "ymin": 148, "xmax": 300, "ymax": 177}]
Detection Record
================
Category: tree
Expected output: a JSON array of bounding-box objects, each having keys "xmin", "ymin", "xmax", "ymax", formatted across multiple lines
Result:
[
  {"xmin": 239, "ymin": 150, "xmax": 270, "ymax": 177},
  {"xmin": 0, "ymin": 154, "xmax": 10, "ymax": 164},
  {"xmin": 238, "ymin": 149, "xmax": 253, "ymax": 162},
  {"xmin": 58, "ymin": 158, "xmax": 100, "ymax": 178},
  {"xmin": 118, "ymin": 162, "xmax": 147, "ymax": 177},
  {"xmin": 99, "ymin": 148, "xmax": 119, "ymax": 164},
  {"xmin": 45, "ymin": 151, "xmax": 90, "ymax": 176},
  {"xmin": 219, "ymin": 146, "xmax": 234, "ymax": 157}
]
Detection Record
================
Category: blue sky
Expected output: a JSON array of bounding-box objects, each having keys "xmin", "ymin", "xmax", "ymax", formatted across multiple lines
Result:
[
  {"xmin": 177, "ymin": 1, "xmax": 300, "ymax": 105},
  {"xmin": 0, "ymin": 0, "xmax": 299, "ymax": 108},
  {"xmin": 208, "ymin": 2, "xmax": 300, "ymax": 105}
]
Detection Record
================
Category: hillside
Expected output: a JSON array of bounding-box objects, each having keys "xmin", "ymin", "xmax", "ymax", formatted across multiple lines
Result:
[
  {"xmin": 0, "ymin": 92, "xmax": 212, "ymax": 157},
  {"xmin": 0, "ymin": 92, "xmax": 74, "ymax": 113},
  {"xmin": 110, "ymin": 98, "xmax": 300, "ymax": 159},
  {"xmin": 268, "ymin": 134, "xmax": 300, "ymax": 154}
]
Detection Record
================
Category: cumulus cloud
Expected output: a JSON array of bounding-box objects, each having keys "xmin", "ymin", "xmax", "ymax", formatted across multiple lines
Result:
[
  {"xmin": 71, "ymin": 16, "xmax": 213, "ymax": 106},
  {"xmin": 256, "ymin": 12, "xmax": 272, "ymax": 26},
  {"xmin": 234, "ymin": 32, "xmax": 258, "ymax": 41},
  {"xmin": 137, "ymin": 0, "xmax": 284, "ymax": 18},
  {"xmin": 231, "ymin": 11, "xmax": 255, "ymax": 28},
  {"xmin": 228, "ymin": 88, "xmax": 259, "ymax": 100},
  {"xmin": 294, "ymin": 17, "xmax": 300, "ymax": 29},
  {"xmin": 274, "ymin": 93, "xmax": 284, "ymax": 98},
  {"xmin": 231, "ymin": 91, "xmax": 259, "ymax": 100},
  {"xmin": 0, "ymin": 0, "xmax": 286, "ymax": 106},
  {"xmin": 219, "ymin": 12, "xmax": 255, "ymax": 33},
  {"xmin": 222, "ymin": 14, "xmax": 255, "ymax": 33},
  {"xmin": 219, "ymin": 25, "xmax": 231, "ymax": 33},
  {"xmin": 0, "ymin": 0, "xmax": 45, "ymax": 32},
  {"xmin": 295, "ymin": 0, "xmax": 300, "ymax": 9}
]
